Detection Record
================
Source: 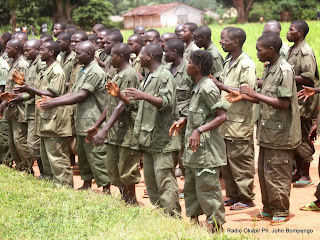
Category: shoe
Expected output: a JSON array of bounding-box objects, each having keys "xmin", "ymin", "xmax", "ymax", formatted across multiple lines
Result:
[
  {"xmin": 38, "ymin": 174, "xmax": 46, "ymax": 180},
  {"xmin": 300, "ymin": 202, "xmax": 320, "ymax": 211},
  {"xmin": 210, "ymin": 224, "xmax": 224, "ymax": 234},
  {"xmin": 270, "ymin": 216, "xmax": 289, "ymax": 226},
  {"xmin": 293, "ymin": 180, "xmax": 314, "ymax": 188},
  {"xmin": 224, "ymin": 199, "xmax": 236, "ymax": 206},
  {"xmin": 175, "ymin": 168, "xmax": 182, "ymax": 177},
  {"xmin": 252, "ymin": 212, "xmax": 272, "ymax": 221},
  {"xmin": 230, "ymin": 202, "xmax": 255, "ymax": 210},
  {"xmin": 76, "ymin": 180, "xmax": 92, "ymax": 191}
]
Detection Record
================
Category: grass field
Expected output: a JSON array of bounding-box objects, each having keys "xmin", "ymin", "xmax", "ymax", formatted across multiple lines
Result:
[
  {"xmin": 0, "ymin": 165, "xmax": 243, "ymax": 239},
  {"xmin": 121, "ymin": 21, "xmax": 320, "ymax": 77}
]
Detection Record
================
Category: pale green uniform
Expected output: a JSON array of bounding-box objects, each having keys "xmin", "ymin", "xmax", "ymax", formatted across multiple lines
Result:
[
  {"xmin": 5, "ymin": 56, "xmax": 33, "ymax": 172},
  {"xmin": 207, "ymin": 43, "xmax": 224, "ymax": 79},
  {"xmin": 130, "ymin": 64, "xmax": 181, "ymax": 216},
  {"xmin": 183, "ymin": 41, "xmax": 199, "ymax": 61},
  {"xmin": 220, "ymin": 52, "xmax": 257, "ymax": 203},
  {"xmin": 258, "ymin": 57, "xmax": 301, "ymax": 217},
  {"xmin": 0, "ymin": 56, "xmax": 11, "ymax": 165},
  {"xmin": 24, "ymin": 55, "xmax": 46, "ymax": 174},
  {"xmin": 34, "ymin": 61, "xmax": 73, "ymax": 187},
  {"xmin": 183, "ymin": 76, "xmax": 227, "ymax": 226},
  {"xmin": 57, "ymin": 51, "xmax": 76, "ymax": 84},
  {"xmin": 72, "ymin": 60, "xmax": 110, "ymax": 187},
  {"xmin": 280, "ymin": 41, "xmax": 290, "ymax": 59},
  {"xmin": 106, "ymin": 65, "xmax": 141, "ymax": 186},
  {"xmin": 286, "ymin": 40, "xmax": 319, "ymax": 163},
  {"xmin": 131, "ymin": 52, "xmax": 146, "ymax": 77}
]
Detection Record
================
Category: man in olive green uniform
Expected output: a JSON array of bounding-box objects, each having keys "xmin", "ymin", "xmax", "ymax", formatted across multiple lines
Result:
[
  {"xmin": 88, "ymin": 43, "xmax": 141, "ymax": 202},
  {"xmin": 181, "ymin": 22, "xmax": 199, "ymax": 61},
  {"xmin": 231, "ymin": 33, "xmax": 301, "ymax": 225},
  {"xmin": 286, "ymin": 20, "xmax": 319, "ymax": 187},
  {"xmin": 213, "ymin": 28, "xmax": 256, "ymax": 209},
  {"xmin": 95, "ymin": 29, "xmax": 109, "ymax": 68},
  {"xmin": 39, "ymin": 41, "xmax": 110, "ymax": 192},
  {"xmin": 16, "ymin": 41, "xmax": 73, "ymax": 186},
  {"xmin": 164, "ymin": 39, "xmax": 195, "ymax": 178},
  {"xmin": 194, "ymin": 25, "xmax": 224, "ymax": 79},
  {"xmin": 0, "ymin": 40, "xmax": 11, "ymax": 165},
  {"xmin": 108, "ymin": 43, "xmax": 181, "ymax": 216},
  {"xmin": 127, "ymin": 34, "xmax": 146, "ymax": 78},
  {"xmin": 170, "ymin": 50, "xmax": 227, "ymax": 233},
  {"xmin": 0, "ymin": 38, "xmax": 33, "ymax": 173}
]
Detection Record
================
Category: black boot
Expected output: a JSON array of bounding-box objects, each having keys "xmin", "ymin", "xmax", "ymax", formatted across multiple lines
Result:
[
  {"xmin": 124, "ymin": 185, "xmax": 138, "ymax": 205},
  {"xmin": 102, "ymin": 184, "xmax": 111, "ymax": 194},
  {"xmin": 76, "ymin": 180, "xmax": 92, "ymax": 191}
]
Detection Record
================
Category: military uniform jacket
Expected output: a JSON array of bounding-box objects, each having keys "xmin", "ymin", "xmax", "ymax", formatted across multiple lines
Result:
[
  {"xmin": 286, "ymin": 40, "xmax": 319, "ymax": 120},
  {"xmin": 5, "ymin": 55, "xmax": 29, "ymax": 122},
  {"xmin": 106, "ymin": 65, "xmax": 139, "ymax": 147},
  {"xmin": 25, "ymin": 56, "xmax": 46, "ymax": 120},
  {"xmin": 257, "ymin": 57, "xmax": 301, "ymax": 149},
  {"xmin": 207, "ymin": 43, "xmax": 224, "ymax": 79},
  {"xmin": 131, "ymin": 64, "xmax": 180, "ymax": 153},
  {"xmin": 0, "ymin": 56, "xmax": 9, "ymax": 121},
  {"xmin": 57, "ymin": 51, "xmax": 76, "ymax": 84},
  {"xmin": 168, "ymin": 59, "xmax": 194, "ymax": 117},
  {"xmin": 280, "ymin": 41, "xmax": 290, "ymax": 59},
  {"xmin": 95, "ymin": 49, "xmax": 107, "ymax": 62},
  {"xmin": 183, "ymin": 41, "xmax": 199, "ymax": 61},
  {"xmin": 220, "ymin": 52, "xmax": 256, "ymax": 140},
  {"xmin": 131, "ymin": 52, "xmax": 146, "ymax": 77},
  {"xmin": 72, "ymin": 60, "xmax": 106, "ymax": 136},
  {"xmin": 183, "ymin": 76, "xmax": 227, "ymax": 168},
  {"xmin": 1, "ymin": 52, "xmax": 13, "ymax": 67},
  {"xmin": 34, "ymin": 61, "xmax": 72, "ymax": 137}
]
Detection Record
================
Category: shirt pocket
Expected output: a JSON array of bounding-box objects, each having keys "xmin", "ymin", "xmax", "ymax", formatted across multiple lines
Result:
[
  {"xmin": 260, "ymin": 120, "xmax": 284, "ymax": 144},
  {"xmin": 176, "ymin": 85, "xmax": 191, "ymax": 102},
  {"xmin": 40, "ymin": 112, "xmax": 57, "ymax": 134},
  {"xmin": 139, "ymin": 105, "xmax": 157, "ymax": 147},
  {"xmin": 189, "ymin": 107, "xmax": 205, "ymax": 127}
]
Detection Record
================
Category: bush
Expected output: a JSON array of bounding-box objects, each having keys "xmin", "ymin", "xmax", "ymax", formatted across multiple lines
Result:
[{"xmin": 248, "ymin": 1, "xmax": 279, "ymax": 22}]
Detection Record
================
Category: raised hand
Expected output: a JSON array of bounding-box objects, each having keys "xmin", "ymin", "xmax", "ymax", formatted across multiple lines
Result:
[
  {"xmin": 11, "ymin": 70, "xmax": 25, "ymax": 85},
  {"xmin": 106, "ymin": 82, "xmax": 120, "ymax": 97},
  {"xmin": 297, "ymin": 85, "xmax": 315, "ymax": 102},
  {"xmin": 225, "ymin": 89, "xmax": 243, "ymax": 103}
]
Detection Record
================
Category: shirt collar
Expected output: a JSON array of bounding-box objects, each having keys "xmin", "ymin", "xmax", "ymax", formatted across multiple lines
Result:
[{"xmin": 193, "ymin": 76, "xmax": 208, "ymax": 93}]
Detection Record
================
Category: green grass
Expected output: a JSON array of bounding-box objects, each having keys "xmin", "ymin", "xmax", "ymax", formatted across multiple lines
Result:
[
  {"xmin": 0, "ymin": 165, "xmax": 242, "ymax": 240},
  {"xmin": 121, "ymin": 21, "xmax": 320, "ymax": 77}
]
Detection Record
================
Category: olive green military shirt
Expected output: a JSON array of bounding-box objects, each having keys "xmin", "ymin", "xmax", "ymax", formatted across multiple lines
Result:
[
  {"xmin": 0, "ymin": 56, "xmax": 9, "ymax": 121},
  {"xmin": 257, "ymin": 57, "xmax": 301, "ymax": 149},
  {"xmin": 183, "ymin": 41, "xmax": 199, "ymax": 61},
  {"xmin": 220, "ymin": 52, "xmax": 257, "ymax": 140},
  {"xmin": 25, "ymin": 55, "xmax": 46, "ymax": 120},
  {"xmin": 57, "ymin": 51, "xmax": 76, "ymax": 83},
  {"xmin": 69, "ymin": 60, "xmax": 82, "ymax": 92},
  {"xmin": 1, "ymin": 52, "xmax": 13, "ymax": 67},
  {"xmin": 5, "ymin": 55, "xmax": 29, "ymax": 122},
  {"xmin": 71, "ymin": 59, "xmax": 106, "ymax": 136},
  {"xmin": 207, "ymin": 42, "xmax": 224, "ymax": 79},
  {"xmin": 131, "ymin": 52, "xmax": 146, "ymax": 77},
  {"xmin": 286, "ymin": 40, "xmax": 319, "ymax": 120},
  {"xmin": 106, "ymin": 65, "xmax": 139, "ymax": 147},
  {"xmin": 95, "ymin": 48, "xmax": 107, "ymax": 62},
  {"xmin": 183, "ymin": 76, "xmax": 227, "ymax": 168},
  {"xmin": 168, "ymin": 59, "xmax": 194, "ymax": 117},
  {"xmin": 131, "ymin": 64, "xmax": 180, "ymax": 153},
  {"xmin": 280, "ymin": 41, "xmax": 290, "ymax": 59},
  {"xmin": 34, "ymin": 61, "xmax": 72, "ymax": 138}
]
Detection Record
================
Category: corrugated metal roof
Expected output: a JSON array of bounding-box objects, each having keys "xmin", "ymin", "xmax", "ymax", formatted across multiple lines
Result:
[{"xmin": 123, "ymin": 2, "xmax": 203, "ymax": 17}]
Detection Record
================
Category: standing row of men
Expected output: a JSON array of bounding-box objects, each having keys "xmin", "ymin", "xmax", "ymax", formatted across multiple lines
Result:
[{"xmin": 0, "ymin": 19, "xmax": 319, "ymax": 233}]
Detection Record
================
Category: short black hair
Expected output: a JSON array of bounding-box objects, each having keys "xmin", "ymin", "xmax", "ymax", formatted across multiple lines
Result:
[
  {"xmin": 93, "ymin": 23, "xmax": 105, "ymax": 31},
  {"xmin": 257, "ymin": 32, "xmax": 282, "ymax": 53},
  {"xmin": 144, "ymin": 43, "xmax": 163, "ymax": 62},
  {"xmin": 66, "ymin": 26, "xmax": 78, "ymax": 35},
  {"xmin": 184, "ymin": 22, "xmax": 198, "ymax": 33},
  {"xmin": 40, "ymin": 33, "xmax": 53, "ymax": 42},
  {"xmin": 134, "ymin": 25, "xmax": 145, "ymax": 33},
  {"xmin": 15, "ymin": 32, "xmax": 28, "ymax": 42},
  {"xmin": 1, "ymin": 32, "xmax": 12, "ymax": 43},
  {"xmin": 55, "ymin": 22, "xmax": 66, "ymax": 30},
  {"xmin": 109, "ymin": 28, "xmax": 121, "ymax": 33},
  {"xmin": 58, "ymin": 32, "xmax": 72, "ymax": 42},
  {"xmin": 190, "ymin": 50, "xmax": 213, "ymax": 76},
  {"xmin": 0, "ymin": 40, "xmax": 4, "ymax": 52},
  {"xmin": 146, "ymin": 29, "xmax": 160, "ymax": 39},
  {"xmin": 108, "ymin": 31, "xmax": 123, "ymax": 43},
  {"xmin": 73, "ymin": 31, "xmax": 88, "ymax": 41},
  {"xmin": 291, "ymin": 20, "xmax": 309, "ymax": 37},
  {"xmin": 88, "ymin": 34, "xmax": 98, "ymax": 43},
  {"xmin": 128, "ymin": 34, "xmax": 144, "ymax": 45},
  {"xmin": 165, "ymin": 39, "xmax": 184, "ymax": 56},
  {"xmin": 227, "ymin": 27, "xmax": 246, "ymax": 46},
  {"xmin": 8, "ymin": 38, "xmax": 23, "ymax": 52},
  {"xmin": 44, "ymin": 40, "xmax": 61, "ymax": 57},
  {"xmin": 194, "ymin": 25, "xmax": 211, "ymax": 39},
  {"xmin": 112, "ymin": 43, "xmax": 131, "ymax": 61},
  {"xmin": 265, "ymin": 20, "xmax": 281, "ymax": 31}
]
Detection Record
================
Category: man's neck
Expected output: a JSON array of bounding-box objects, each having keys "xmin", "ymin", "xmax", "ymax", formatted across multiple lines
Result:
[
  {"xmin": 148, "ymin": 61, "xmax": 161, "ymax": 73},
  {"xmin": 185, "ymin": 39, "xmax": 192, "ymax": 47},
  {"xmin": 46, "ymin": 58, "xmax": 55, "ymax": 68},
  {"xmin": 118, "ymin": 62, "xmax": 130, "ymax": 72},
  {"xmin": 204, "ymin": 41, "xmax": 212, "ymax": 50},
  {"xmin": 269, "ymin": 53, "xmax": 281, "ymax": 67},
  {"xmin": 172, "ymin": 57, "xmax": 182, "ymax": 68},
  {"xmin": 13, "ymin": 53, "xmax": 22, "ymax": 62},
  {"xmin": 293, "ymin": 38, "xmax": 304, "ymax": 48},
  {"xmin": 230, "ymin": 48, "xmax": 243, "ymax": 62}
]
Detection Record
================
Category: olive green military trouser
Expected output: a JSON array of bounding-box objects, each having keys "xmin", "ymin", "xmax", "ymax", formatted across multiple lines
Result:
[
  {"xmin": 184, "ymin": 167, "xmax": 226, "ymax": 225},
  {"xmin": 315, "ymin": 183, "xmax": 320, "ymax": 200},
  {"xmin": 27, "ymin": 120, "xmax": 44, "ymax": 175},
  {"xmin": 41, "ymin": 137, "xmax": 73, "ymax": 187},
  {"xmin": 0, "ymin": 120, "xmax": 12, "ymax": 165},
  {"xmin": 8, "ymin": 120, "xmax": 33, "ymax": 173},
  {"xmin": 173, "ymin": 128, "xmax": 186, "ymax": 176},
  {"xmin": 143, "ymin": 152, "xmax": 181, "ymax": 216},
  {"xmin": 293, "ymin": 119, "xmax": 314, "ymax": 163},
  {"xmin": 106, "ymin": 144, "xmax": 141, "ymax": 186},
  {"xmin": 222, "ymin": 139, "xmax": 255, "ymax": 202},
  {"xmin": 258, "ymin": 147, "xmax": 292, "ymax": 217},
  {"xmin": 77, "ymin": 135, "xmax": 110, "ymax": 187}
]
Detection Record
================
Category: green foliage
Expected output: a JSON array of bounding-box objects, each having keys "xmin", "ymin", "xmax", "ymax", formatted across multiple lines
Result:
[
  {"xmin": 72, "ymin": 0, "xmax": 114, "ymax": 31},
  {"xmin": 248, "ymin": 1, "xmax": 280, "ymax": 22}
]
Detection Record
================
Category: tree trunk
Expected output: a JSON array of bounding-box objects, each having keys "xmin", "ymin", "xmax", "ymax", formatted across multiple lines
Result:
[
  {"xmin": 233, "ymin": 0, "xmax": 254, "ymax": 24},
  {"xmin": 11, "ymin": 9, "xmax": 16, "ymax": 33},
  {"xmin": 50, "ymin": 0, "xmax": 76, "ymax": 23}
]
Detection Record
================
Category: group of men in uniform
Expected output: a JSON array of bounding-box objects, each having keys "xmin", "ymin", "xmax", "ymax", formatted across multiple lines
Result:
[{"xmin": 0, "ymin": 18, "xmax": 320, "ymax": 233}]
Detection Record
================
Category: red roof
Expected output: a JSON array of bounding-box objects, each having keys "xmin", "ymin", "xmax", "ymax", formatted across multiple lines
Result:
[{"xmin": 123, "ymin": 2, "xmax": 203, "ymax": 17}]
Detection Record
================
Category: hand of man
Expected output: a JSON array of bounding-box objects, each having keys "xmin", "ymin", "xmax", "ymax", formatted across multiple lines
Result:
[
  {"xmin": 11, "ymin": 70, "xmax": 25, "ymax": 85},
  {"xmin": 297, "ymin": 85, "xmax": 315, "ymax": 102}
]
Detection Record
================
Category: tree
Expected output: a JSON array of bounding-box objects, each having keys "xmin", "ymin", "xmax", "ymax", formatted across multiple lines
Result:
[
  {"xmin": 72, "ymin": 0, "xmax": 113, "ymax": 30},
  {"xmin": 217, "ymin": 0, "xmax": 254, "ymax": 23}
]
